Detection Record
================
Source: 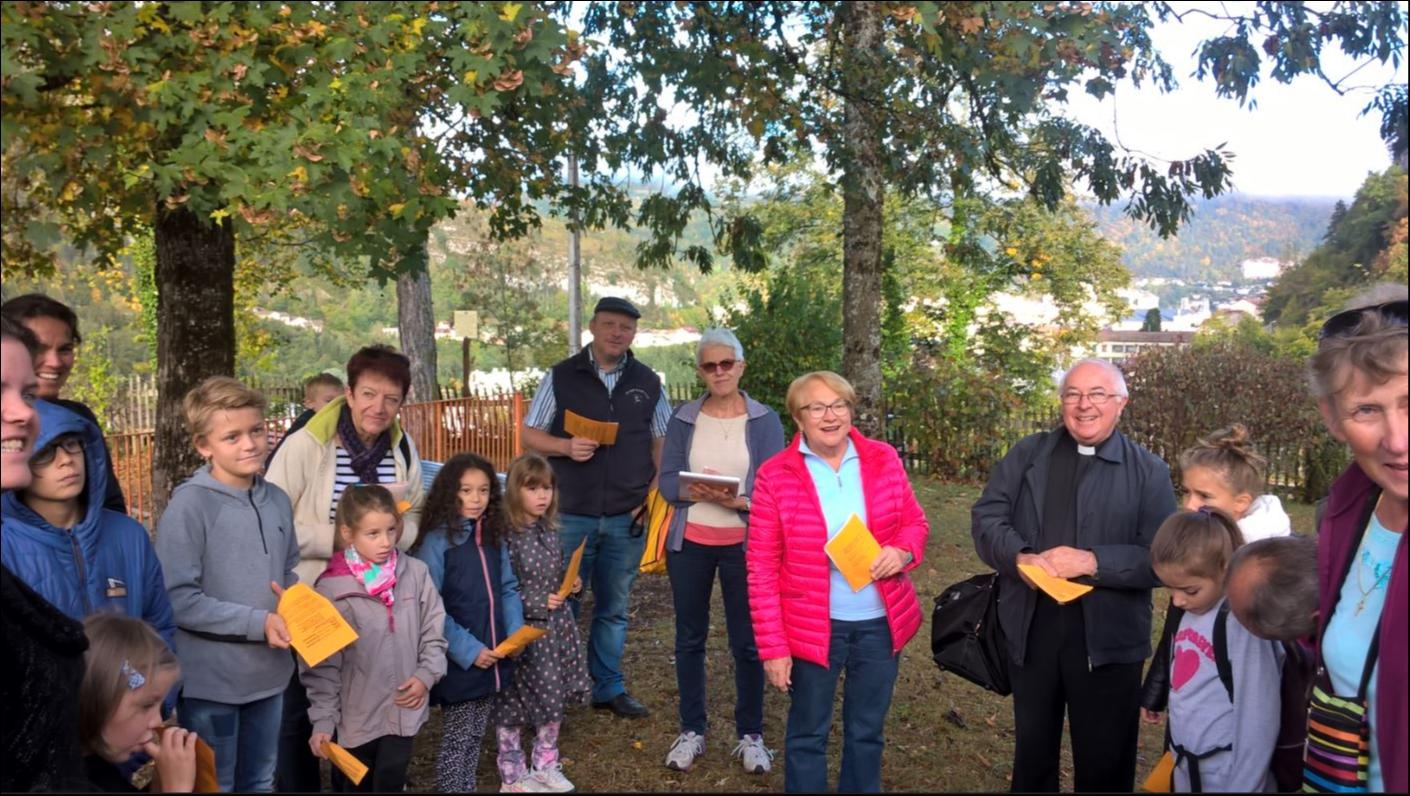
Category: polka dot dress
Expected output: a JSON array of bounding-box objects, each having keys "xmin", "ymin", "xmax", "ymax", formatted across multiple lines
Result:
[{"xmin": 492, "ymin": 519, "xmax": 590, "ymax": 728}]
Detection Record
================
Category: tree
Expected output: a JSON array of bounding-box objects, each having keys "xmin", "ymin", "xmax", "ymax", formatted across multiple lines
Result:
[
  {"xmin": 1142, "ymin": 307, "xmax": 1162, "ymax": 332},
  {"xmin": 578, "ymin": 0, "xmax": 1406, "ymax": 434},
  {"xmin": 3, "ymin": 2, "xmax": 580, "ymax": 514}
]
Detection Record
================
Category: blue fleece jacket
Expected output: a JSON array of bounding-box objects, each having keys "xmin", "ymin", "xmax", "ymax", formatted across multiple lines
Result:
[{"xmin": 1, "ymin": 401, "xmax": 175, "ymax": 650}]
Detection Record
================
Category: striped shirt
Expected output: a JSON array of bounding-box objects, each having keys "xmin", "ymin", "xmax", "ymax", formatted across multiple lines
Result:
[
  {"xmin": 329, "ymin": 447, "xmax": 398, "ymax": 524},
  {"xmin": 524, "ymin": 348, "xmax": 672, "ymax": 438}
]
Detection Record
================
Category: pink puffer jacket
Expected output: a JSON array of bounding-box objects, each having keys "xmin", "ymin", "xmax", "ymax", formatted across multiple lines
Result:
[{"xmin": 746, "ymin": 428, "xmax": 930, "ymax": 667}]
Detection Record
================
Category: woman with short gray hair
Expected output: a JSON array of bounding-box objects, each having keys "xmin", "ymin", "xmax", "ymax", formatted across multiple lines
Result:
[{"xmin": 656, "ymin": 328, "xmax": 786, "ymax": 774}]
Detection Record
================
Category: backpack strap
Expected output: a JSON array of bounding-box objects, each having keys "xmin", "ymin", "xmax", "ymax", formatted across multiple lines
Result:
[
  {"xmin": 1213, "ymin": 602, "xmax": 1234, "ymax": 702},
  {"xmin": 398, "ymin": 432, "xmax": 412, "ymax": 464}
]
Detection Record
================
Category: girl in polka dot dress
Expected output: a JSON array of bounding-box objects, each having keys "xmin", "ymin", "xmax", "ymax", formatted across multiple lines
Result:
[{"xmin": 493, "ymin": 454, "xmax": 589, "ymax": 793}]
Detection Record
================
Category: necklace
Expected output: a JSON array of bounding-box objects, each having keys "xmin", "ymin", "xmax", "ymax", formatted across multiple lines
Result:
[{"xmin": 1354, "ymin": 495, "xmax": 1393, "ymax": 616}]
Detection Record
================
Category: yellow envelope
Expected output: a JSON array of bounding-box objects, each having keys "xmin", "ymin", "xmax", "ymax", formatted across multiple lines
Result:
[
  {"xmin": 1017, "ymin": 564, "xmax": 1094, "ymax": 604},
  {"xmin": 323, "ymin": 741, "xmax": 368, "ymax": 786},
  {"xmin": 1141, "ymin": 750, "xmax": 1175, "ymax": 792},
  {"xmin": 492, "ymin": 625, "xmax": 547, "ymax": 657},
  {"xmin": 824, "ymin": 514, "xmax": 882, "ymax": 592},
  {"xmin": 278, "ymin": 582, "xmax": 359, "ymax": 668},
  {"xmin": 557, "ymin": 540, "xmax": 586, "ymax": 599},
  {"xmin": 564, "ymin": 409, "xmax": 619, "ymax": 445}
]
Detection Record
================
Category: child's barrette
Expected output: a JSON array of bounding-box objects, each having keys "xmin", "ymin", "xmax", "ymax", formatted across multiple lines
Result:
[{"xmin": 120, "ymin": 660, "xmax": 146, "ymax": 690}]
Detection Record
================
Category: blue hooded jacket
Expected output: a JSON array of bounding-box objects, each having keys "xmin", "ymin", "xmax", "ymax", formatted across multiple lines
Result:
[{"xmin": 1, "ymin": 401, "xmax": 176, "ymax": 650}]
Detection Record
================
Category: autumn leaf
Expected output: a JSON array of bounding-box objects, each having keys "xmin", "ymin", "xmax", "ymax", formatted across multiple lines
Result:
[
  {"xmin": 499, "ymin": 2, "xmax": 522, "ymax": 22},
  {"xmin": 463, "ymin": 69, "xmax": 479, "ymax": 83},
  {"xmin": 492, "ymin": 70, "xmax": 524, "ymax": 91},
  {"xmin": 293, "ymin": 145, "xmax": 324, "ymax": 162}
]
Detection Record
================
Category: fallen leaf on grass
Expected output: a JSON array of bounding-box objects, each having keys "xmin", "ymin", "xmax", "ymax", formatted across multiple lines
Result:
[
  {"xmin": 945, "ymin": 708, "xmax": 967, "ymax": 729},
  {"xmin": 985, "ymin": 712, "xmax": 998, "ymax": 728},
  {"xmin": 978, "ymin": 753, "xmax": 993, "ymax": 768},
  {"xmin": 631, "ymin": 740, "xmax": 643, "ymax": 750}
]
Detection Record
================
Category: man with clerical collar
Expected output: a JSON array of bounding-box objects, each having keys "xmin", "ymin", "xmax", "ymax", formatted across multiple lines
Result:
[{"xmin": 971, "ymin": 358, "xmax": 1176, "ymax": 792}]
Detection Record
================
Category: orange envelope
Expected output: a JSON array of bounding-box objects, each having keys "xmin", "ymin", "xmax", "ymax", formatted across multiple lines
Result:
[
  {"xmin": 564, "ymin": 409, "xmax": 619, "ymax": 445},
  {"xmin": 157, "ymin": 726, "xmax": 219, "ymax": 792},
  {"xmin": 323, "ymin": 741, "xmax": 368, "ymax": 786},
  {"xmin": 1017, "ymin": 564, "xmax": 1094, "ymax": 604},
  {"xmin": 278, "ymin": 582, "xmax": 359, "ymax": 668},
  {"xmin": 1141, "ymin": 750, "xmax": 1175, "ymax": 792},
  {"xmin": 557, "ymin": 540, "xmax": 586, "ymax": 600},
  {"xmin": 492, "ymin": 625, "xmax": 547, "ymax": 657},
  {"xmin": 824, "ymin": 514, "xmax": 882, "ymax": 592}
]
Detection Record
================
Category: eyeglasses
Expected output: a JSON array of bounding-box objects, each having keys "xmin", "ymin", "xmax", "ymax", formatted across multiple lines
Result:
[
  {"xmin": 1060, "ymin": 390, "xmax": 1121, "ymax": 406},
  {"xmin": 32, "ymin": 436, "xmax": 84, "ymax": 467},
  {"xmin": 1318, "ymin": 299, "xmax": 1408, "ymax": 341},
  {"xmin": 699, "ymin": 359, "xmax": 737, "ymax": 375},
  {"xmin": 801, "ymin": 400, "xmax": 851, "ymax": 419}
]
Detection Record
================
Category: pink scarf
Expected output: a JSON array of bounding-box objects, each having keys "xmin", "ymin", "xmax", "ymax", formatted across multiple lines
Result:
[{"xmin": 326, "ymin": 548, "xmax": 398, "ymax": 629}]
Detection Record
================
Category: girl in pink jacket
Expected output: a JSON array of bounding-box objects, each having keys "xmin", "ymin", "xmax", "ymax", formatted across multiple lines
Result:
[{"xmin": 746, "ymin": 371, "xmax": 930, "ymax": 793}]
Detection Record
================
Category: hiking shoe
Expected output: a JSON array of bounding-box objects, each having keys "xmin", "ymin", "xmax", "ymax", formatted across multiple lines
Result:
[
  {"xmin": 664, "ymin": 731, "xmax": 705, "ymax": 771},
  {"xmin": 529, "ymin": 762, "xmax": 575, "ymax": 793},
  {"xmin": 500, "ymin": 774, "xmax": 552, "ymax": 793},
  {"xmin": 732, "ymin": 734, "xmax": 775, "ymax": 774}
]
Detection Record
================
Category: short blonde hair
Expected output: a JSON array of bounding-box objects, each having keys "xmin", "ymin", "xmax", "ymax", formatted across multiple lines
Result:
[
  {"xmin": 182, "ymin": 376, "xmax": 267, "ymax": 440},
  {"xmin": 785, "ymin": 370, "xmax": 856, "ymax": 421},
  {"xmin": 1307, "ymin": 283, "xmax": 1409, "ymax": 403}
]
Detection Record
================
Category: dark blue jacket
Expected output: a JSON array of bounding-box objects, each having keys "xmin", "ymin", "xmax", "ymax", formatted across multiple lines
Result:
[
  {"xmin": 413, "ymin": 518, "xmax": 525, "ymax": 705},
  {"xmin": 1, "ymin": 401, "xmax": 176, "ymax": 649},
  {"xmin": 971, "ymin": 427, "xmax": 1176, "ymax": 668}
]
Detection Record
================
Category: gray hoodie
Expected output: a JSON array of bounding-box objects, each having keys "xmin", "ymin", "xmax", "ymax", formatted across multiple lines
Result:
[{"xmin": 155, "ymin": 466, "xmax": 299, "ymax": 704}]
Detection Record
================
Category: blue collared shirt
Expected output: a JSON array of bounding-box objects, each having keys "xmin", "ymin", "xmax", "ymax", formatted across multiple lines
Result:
[
  {"xmin": 524, "ymin": 347, "xmax": 672, "ymax": 438},
  {"xmin": 799, "ymin": 436, "xmax": 886, "ymax": 621}
]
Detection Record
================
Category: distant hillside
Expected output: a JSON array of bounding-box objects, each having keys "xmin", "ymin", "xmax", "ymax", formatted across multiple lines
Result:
[{"xmin": 1087, "ymin": 194, "xmax": 1337, "ymax": 281}]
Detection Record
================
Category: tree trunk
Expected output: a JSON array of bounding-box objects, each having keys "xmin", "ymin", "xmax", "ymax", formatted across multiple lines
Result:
[
  {"xmin": 152, "ymin": 205, "xmax": 235, "ymax": 524},
  {"xmin": 396, "ymin": 239, "xmax": 439, "ymax": 403},
  {"xmin": 838, "ymin": 1, "xmax": 886, "ymax": 437}
]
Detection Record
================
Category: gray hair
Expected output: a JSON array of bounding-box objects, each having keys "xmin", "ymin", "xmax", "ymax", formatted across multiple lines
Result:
[
  {"xmin": 1225, "ymin": 534, "xmax": 1319, "ymax": 642},
  {"xmin": 1058, "ymin": 358, "xmax": 1128, "ymax": 397},
  {"xmin": 696, "ymin": 327, "xmax": 745, "ymax": 365},
  {"xmin": 1306, "ymin": 282, "xmax": 1409, "ymax": 400}
]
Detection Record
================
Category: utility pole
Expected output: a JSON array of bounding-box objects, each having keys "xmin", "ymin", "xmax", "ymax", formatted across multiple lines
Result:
[{"xmin": 567, "ymin": 153, "xmax": 583, "ymax": 355}]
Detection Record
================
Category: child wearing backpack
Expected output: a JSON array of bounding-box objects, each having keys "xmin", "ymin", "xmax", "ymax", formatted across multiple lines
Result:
[
  {"xmin": 1151, "ymin": 508, "xmax": 1284, "ymax": 792},
  {"xmin": 409, "ymin": 453, "xmax": 525, "ymax": 793},
  {"xmin": 78, "ymin": 613, "xmax": 198, "ymax": 793},
  {"xmin": 155, "ymin": 377, "xmax": 299, "ymax": 793},
  {"xmin": 303, "ymin": 484, "xmax": 447, "ymax": 793},
  {"xmin": 492, "ymin": 454, "xmax": 587, "ymax": 794}
]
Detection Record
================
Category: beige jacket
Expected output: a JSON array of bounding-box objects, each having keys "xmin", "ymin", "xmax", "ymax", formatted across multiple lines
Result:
[
  {"xmin": 266, "ymin": 396, "xmax": 425, "ymax": 585},
  {"xmin": 301, "ymin": 553, "xmax": 447, "ymax": 748}
]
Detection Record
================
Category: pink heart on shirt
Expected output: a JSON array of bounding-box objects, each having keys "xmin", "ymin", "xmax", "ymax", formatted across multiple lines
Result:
[{"xmin": 1171, "ymin": 648, "xmax": 1200, "ymax": 692}]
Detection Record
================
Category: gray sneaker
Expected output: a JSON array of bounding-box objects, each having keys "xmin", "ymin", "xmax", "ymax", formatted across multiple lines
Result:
[
  {"xmin": 732, "ymin": 734, "xmax": 775, "ymax": 774},
  {"xmin": 529, "ymin": 762, "xmax": 574, "ymax": 793},
  {"xmin": 664, "ymin": 731, "xmax": 705, "ymax": 771}
]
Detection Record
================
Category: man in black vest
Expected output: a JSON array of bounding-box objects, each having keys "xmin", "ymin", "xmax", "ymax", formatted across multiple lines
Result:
[{"xmin": 520, "ymin": 296, "xmax": 672, "ymax": 718}]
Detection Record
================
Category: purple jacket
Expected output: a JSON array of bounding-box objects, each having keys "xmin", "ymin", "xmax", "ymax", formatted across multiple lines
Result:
[{"xmin": 1315, "ymin": 463, "xmax": 1407, "ymax": 792}]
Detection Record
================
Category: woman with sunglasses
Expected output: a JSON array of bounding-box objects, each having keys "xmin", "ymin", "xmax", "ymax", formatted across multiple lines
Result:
[
  {"xmin": 746, "ymin": 370, "xmax": 930, "ymax": 793},
  {"xmin": 1305, "ymin": 284, "xmax": 1407, "ymax": 793},
  {"xmin": 656, "ymin": 328, "xmax": 786, "ymax": 775}
]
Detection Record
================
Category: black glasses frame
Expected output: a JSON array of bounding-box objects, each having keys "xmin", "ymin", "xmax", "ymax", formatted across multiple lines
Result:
[{"xmin": 1318, "ymin": 299, "xmax": 1409, "ymax": 341}]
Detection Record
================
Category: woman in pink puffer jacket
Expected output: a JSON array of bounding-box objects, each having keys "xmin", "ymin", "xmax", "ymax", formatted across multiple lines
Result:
[{"xmin": 746, "ymin": 371, "xmax": 930, "ymax": 793}]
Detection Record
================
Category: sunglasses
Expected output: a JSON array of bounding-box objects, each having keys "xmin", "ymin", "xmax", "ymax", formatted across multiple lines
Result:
[
  {"xmin": 1318, "ymin": 299, "xmax": 1408, "ymax": 341},
  {"xmin": 700, "ymin": 359, "xmax": 738, "ymax": 375}
]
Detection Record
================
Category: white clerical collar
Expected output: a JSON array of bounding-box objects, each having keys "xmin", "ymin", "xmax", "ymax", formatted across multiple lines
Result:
[{"xmin": 1077, "ymin": 444, "xmax": 1096, "ymax": 456}]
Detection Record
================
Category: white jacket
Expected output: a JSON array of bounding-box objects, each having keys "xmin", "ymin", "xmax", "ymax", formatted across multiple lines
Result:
[
  {"xmin": 1238, "ymin": 494, "xmax": 1293, "ymax": 543},
  {"xmin": 266, "ymin": 396, "xmax": 425, "ymax": 585}
]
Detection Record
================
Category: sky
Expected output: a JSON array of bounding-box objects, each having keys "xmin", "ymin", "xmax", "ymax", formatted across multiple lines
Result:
[{"xmin": 1059, "ymin": 6, "xmax": 1408, "ymax": 199}]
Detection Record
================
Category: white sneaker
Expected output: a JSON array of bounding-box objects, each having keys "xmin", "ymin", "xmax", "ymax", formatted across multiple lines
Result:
[
  {"xmin": 732, "ymin": 733, "xmax": 775, "ymax": 774},
  {"xmin": 500, "ymin": 773, "xmax": 552, "ymax": 792},
  {"xmin": 664, "ymin": 731, "xmax": 705, "ymax": 771},
  {"xmin": 530, "ymin": 762, "xmax": 575, "ymax": 793}
]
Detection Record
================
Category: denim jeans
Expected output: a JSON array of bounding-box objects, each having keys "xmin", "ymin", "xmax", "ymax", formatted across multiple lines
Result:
[
  {"xmin": 179, "ymin": 692, "xmax": 283, "ymax": 793},
  {"xmin": 558, "ymin": 511, "xmax": 643, "ymax": 703},
  {"xmin": 276, "ymin": 666, "xmax": 322, "ymax": 792},
  {"xmin": 784, "ymin": 617, "xmax": 899, "ymax": 794},
  {"xmin": 666, "ymin": 539, "xmax": 764, "ymax": 737}
]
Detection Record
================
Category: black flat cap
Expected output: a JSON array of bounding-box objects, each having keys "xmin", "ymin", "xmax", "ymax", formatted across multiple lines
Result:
[{"xmin": 594, "ymin": 296, "xmax": 641, "ymax": 319}]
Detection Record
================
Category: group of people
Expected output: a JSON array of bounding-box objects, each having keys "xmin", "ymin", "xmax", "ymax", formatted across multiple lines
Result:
[{"xmin": 0, "ymin": 284, "xmax": 1403, "ymax": 795}]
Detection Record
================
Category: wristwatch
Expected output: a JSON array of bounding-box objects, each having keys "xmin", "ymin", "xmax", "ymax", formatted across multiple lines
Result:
[
  {"xmin": 900, "ymin": 549, "xmax": 914, "ymax": 566},
  {"xmin": 742, "ymin": 495, "xmax": 751, "ymax": 511}
]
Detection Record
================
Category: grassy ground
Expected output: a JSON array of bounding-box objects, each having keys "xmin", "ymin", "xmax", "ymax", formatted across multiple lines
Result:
[{"xmin": 389, "ymin": 479, "xmax": 1315, "ymax": 793}]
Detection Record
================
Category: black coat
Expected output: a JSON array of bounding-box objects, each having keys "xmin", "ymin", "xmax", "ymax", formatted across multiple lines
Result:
[
  {"xmin": 2, "ymin": 563, "xmax": 90, "ymax": 792},
  {"xmin": 971, "ymin": 427, "xmax": 1176, "ymax": 668}
]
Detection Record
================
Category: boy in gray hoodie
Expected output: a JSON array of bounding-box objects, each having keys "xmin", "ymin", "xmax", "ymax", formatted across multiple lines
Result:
[{"xmin": 155, "ymin": 377, "xmax": 299, "ymax": 793}]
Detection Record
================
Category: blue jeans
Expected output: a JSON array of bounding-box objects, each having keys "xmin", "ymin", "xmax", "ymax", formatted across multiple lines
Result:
[
  {"xmin": 179, "ymin": 692, "xmax": 283, "ymax": 793},
  {"xmin": 784, "ymin": 617, "xmax": 899, "ymax": 794},
  {"xmin": 559, "ymin": 511, "xmax": 643, "ymax": 703},
  {"xmin": 666, "ymin": 539, "xmax": 764, "ymax": 737}
]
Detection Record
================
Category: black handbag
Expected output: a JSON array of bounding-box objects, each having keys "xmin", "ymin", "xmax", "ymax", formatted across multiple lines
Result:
[{"xmin": 931, "ymin": 571, "xmax": 1011, "ymax": 696}]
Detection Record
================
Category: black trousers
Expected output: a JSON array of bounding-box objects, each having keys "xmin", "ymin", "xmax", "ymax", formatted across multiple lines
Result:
[
  {"xmin": 1009, "ymin": 597, "xmax": 1143, "ymax": 793},
  {"xmin": 330, "ymin": 734, "xmax": 414, "ymax": 793},
  {"xmin": 276, "ymin": 667, "xmax": 323, "ymax": 792}
]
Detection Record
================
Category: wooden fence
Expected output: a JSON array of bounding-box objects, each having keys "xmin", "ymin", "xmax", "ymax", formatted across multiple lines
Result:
[{"xmin": 398, "ymin": 392, "xmax": 524, "ymax": 474}]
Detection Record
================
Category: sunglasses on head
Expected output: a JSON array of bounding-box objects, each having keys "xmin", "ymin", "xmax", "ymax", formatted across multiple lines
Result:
[
  {"xmin": 699, "ymin": 359, "xmax": 737, "ymax": 375},
  {"xmin": 1318, "ymin": 299, "xmax": 1408, "ymax": 341}
]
